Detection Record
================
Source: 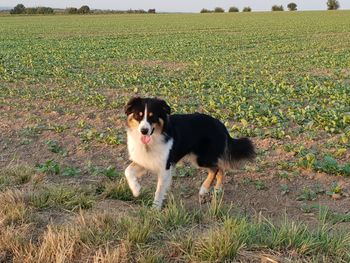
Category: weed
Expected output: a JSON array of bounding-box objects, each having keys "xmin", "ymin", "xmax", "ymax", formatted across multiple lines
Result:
[
  {"xmin": 62, "ymin": 166, "xmax": 81, "ymax": 177},
  {"xmin": 0, "ymin": 165, "xmax": 33, "ymax": 190},
  {"xmin": 36, "ymin": 160, "xmax": 60, "ymax": 175},
  {"xmin": 280, "ymin": 184, "xmax": 290, "ymax": 195},
  {"xmin": 90, "ymin": 165, "xmax": 121, "ymax": 179},
  {"xmin": 121, "ymin": 217, "xmax": 155, "ymax": 244},
  {"xmin": 326, "ymin": 181, "xmax": 343, "ymax": 197},
  {"xmin": 175, "ymin": 165, "xmax": 195, "ymax": 177},
  {"xmin": 157, "ymin": 197, "xmax": 194, "ymax": 230},
  {"xmin": 30, "ymin": 186, "xmax": 95, "ymax": 210},
  {"xmin": 297, "ymin": 187, "xmax": 317, "ymax": 201},
  {"xmin": 45, "ymin": 139, "xmax": 65, "ymax": 155},
  {"xmin": 206, "ymin": 191, "xmax": 231, "ymax": 220},
  {"xmin": 255, "ymin": 180, "xmax": 267, "ymax": 190},
  {"xmin": 0, "ymin": 189, "xmax": 31, "ymax": 226}
]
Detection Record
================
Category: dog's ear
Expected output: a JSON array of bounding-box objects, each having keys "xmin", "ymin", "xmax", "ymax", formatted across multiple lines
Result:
[
  {"xmin": 125, "ymin": 97, "xmax": 141, "ymax": 115},
  {"xmin": 159, "ymin": 99, "xmax": 171, "ymax": 115}
]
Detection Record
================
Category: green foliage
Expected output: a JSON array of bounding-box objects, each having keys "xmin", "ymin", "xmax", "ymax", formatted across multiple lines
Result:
[
  {"xmin": 121, "ymin": 216, "xmax": 155, "ymax": 244},
  {"xmin": 255, "ymin": 180, "xmax": 267, "ymax": 190},
  {"xmin": 327, "ymin": 0, "xmax": 340, "ymax": 10},
  {"xmin": 35, "ymin": 7, "xmax": 54, "ymax": 14},
  {"xmin": 287, "ymin": 3, "xmax": 298, "ymax": 11},
  {"xmin": 103, "ymin": 179, "xmax": 135, "ymax": 201},
  {"xmin": 214, "ymin": 7, "xmax": 225, "ymax": 13},
  {"xmin": 314, "ymin": 156, "xmax": 350, "ymax": 176},
  {"xmin": 36, "ymin": 160, "xmax": 60, "ymax": 175},
  {"xmin": 193, "ymin": 217, "xmax": 248, "ymax": 261},
  {"xmin": 272, "ymin": 5, "xmax": 284, "ymax": 11},
  {"xmin": 243, "ymin": 7, "xmax": 252, "ymax": 12},
  {"xmin": 30, "ymin": 186, "xmax": 95, "ymax": 210},
  {"xmin": 200, "ymin": 8, "xmax": 213, "ymax": 13},
  {"xmin": 62, "ymin": 166, "xmax": 81, "ymax": 177},
  {"xmin": 89, "ymin": 165, "xmax": 121, "ymax": 179},
  {"xmin": 65, "ymin": 7, "xmax": 78, "ymax": 14},
  {"xmin": 45, "ymin": 140, "xmax": 64, "ymax": 154},
  {"xmin": 297, "ymin": 187, "xmax": 318, "ymax": 201},
  {"xmin": 10, "ymin": 4, "xmax": 25, "ymax": 14},
  {"xmin": 157, "ymin": 197, "xmax": 195, "ymax": 230},
  {"xmin": 10, "ymin": 4, "xmax": 54, "ymax": 15},
  {"xmin": 326, "ymin": 181, "xmax": 342, "ymax": 196},
  {"xmin": 78, "ymin": 5, "xmax": 91, "ymax": 14},
  {"xmin": 228, "ymin": 6, "xmax": 239, "ymax": 13}
]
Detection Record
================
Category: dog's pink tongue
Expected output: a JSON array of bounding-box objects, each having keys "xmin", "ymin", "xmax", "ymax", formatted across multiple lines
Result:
[{"xmin": 141, "ymin": 135, "xmax": 151, "ymax": 144}]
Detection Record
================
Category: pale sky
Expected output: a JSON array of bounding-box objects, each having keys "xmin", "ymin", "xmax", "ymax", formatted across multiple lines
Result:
[{"xmin": 1, "ymin": 0, "xmax": 349, "ymax": 12}]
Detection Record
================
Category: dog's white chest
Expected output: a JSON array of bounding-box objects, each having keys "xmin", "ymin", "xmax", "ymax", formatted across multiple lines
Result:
[{"xmin": 127, "ymin": 131, "xmax": 173, "ymax": 173}]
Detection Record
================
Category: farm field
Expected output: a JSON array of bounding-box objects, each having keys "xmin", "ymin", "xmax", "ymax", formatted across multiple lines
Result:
[{"xmin": 1, "ymin": 11, "xmax": 350, "ymax": 262}]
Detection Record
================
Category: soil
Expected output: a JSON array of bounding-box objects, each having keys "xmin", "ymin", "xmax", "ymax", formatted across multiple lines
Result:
[{"xmin": 1, "ymin": 98, "xmax": 350, "ymax": 226}]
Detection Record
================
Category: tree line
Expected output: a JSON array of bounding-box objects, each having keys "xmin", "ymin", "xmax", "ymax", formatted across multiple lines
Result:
[
  {"xmin": 201, "ymin": 1, "xmax": 341, "ymax": 13},
  {"xmin": 9, "ymin": 4, "xmax": 157, "ymax": 15},
  {"xmin": 8, "ymin": 0, "xmax": 341, "ymax": 15}
]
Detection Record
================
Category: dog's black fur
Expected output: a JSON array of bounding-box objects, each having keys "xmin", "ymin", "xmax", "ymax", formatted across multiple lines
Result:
[{"xmin": 165, "ymin": 113, "xmax": 255, "ymax": 169}]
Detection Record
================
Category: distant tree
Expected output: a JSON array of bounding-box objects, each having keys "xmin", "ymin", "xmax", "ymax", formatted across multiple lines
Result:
[
  {"xmin": 25, "ymin": 7, "xmax": 37, "ymax": 14},
  {"xmin": 228, "ymin": 6, "xmax": 239, "ymax": 12},
  {"xmin": 148, "ymin": 8, "xmax": 156, "ymax": 13},
  {"xmin": 10, "ymin": 4, "xmax": 26, "ymax": 14},
  {"xmin": 78, "ymin": 5, "xmax": 90, "ymax": 14},
  {"xmin": 272, "ymin": 5, "xmax": 284, "ymax": 11},
  {"xmin": 214, "ymin": 7, "xmax": 225, "ymax": 13},
  {"xmin": 37, "ymin": 7, "xmax": 54, "ymax": 14},
  {"xmin": 287, "ymin": 3, "xmax": 297, "ymax": 11},
  {"xmin": 66, "ymin": 7, "xmax": 78, "ymax": 14},
  {"xmin": 200, "ymin": 8, "xmax": 210, "ymax": 13},
  {"xmin": 327, "ymin": 0, "xmax": 340, "ymax": 10},
  {"xmin": 243, "ymin": 7, "xmax": 252, "ymax": 12}
]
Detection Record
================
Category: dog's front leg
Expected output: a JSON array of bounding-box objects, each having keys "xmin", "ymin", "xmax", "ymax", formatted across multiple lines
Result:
[
  {"xmin": 153, "ymin": 167, "xmax": 172, "ymax": 210},
  {"xmin": 125, "ymin": 162, "xmax": 146, "ymax": 197}
]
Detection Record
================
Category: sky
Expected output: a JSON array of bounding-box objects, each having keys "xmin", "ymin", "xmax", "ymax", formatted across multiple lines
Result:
[{"xmin": 1, "ymin": 0, "xmax": 349, "ymax": 12}]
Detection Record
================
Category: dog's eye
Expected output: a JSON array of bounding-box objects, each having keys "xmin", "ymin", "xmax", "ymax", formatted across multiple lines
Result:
[{"xmin": 133, "ymin": 112, "xmax": 143, "ymax": 121}]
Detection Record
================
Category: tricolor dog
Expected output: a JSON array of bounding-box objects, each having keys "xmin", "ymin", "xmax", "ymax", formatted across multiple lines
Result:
[{"xmin": 124, "ymin": 97, "xmax": 255, "ymax": 209}]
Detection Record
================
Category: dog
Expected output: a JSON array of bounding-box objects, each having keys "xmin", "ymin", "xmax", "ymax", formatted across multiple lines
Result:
[{"xmin": 124, "ymin": 97, "xmax": 255, "ymax": 209}]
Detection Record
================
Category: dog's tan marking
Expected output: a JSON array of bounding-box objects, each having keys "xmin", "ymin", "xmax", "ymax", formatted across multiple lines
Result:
[
  {"xmin": 139, "ymin": 112, "xmax": 143, "ymax": 116},
  {"xmin": 152, "ymin": 118, "xmax": 164, "ymax": 133},
  {"xmin": 202, "ymin": 169, "xmax": 217, "ymax": 190},
  {"xmin": 148, "ymin": 112, "xmax": 153, "ymax": 117},
  {"xmin": 199, "ymin": 169, "xmax": 218, "ymax": 203},
  {"xmin": 127, "ymin": 114, "xmax": 139, "ymax": 129},
  {"xmin": 215, "ymin": 169, "xmax": 224, "ymax": 190}
]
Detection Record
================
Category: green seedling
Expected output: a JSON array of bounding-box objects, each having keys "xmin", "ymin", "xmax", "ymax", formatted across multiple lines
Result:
[{"xmin": 36, "ymin": 160, "xmax": 60, "ymax": 175}]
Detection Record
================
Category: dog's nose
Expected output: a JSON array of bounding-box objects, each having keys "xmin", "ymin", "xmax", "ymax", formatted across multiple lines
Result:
[{"xmin": 141, "ymin": 128, "xmax": 149, "ymax": 135}]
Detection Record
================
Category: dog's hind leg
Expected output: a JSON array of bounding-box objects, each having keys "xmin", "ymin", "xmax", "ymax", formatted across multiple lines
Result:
[
  {"xmin": 214, "ymin": 169, "xmax": 224, "ymax": 192},
  {"xmin": 125, "ymin": 162, "xmax": 146, "ymax": 197},
  {"xmin": 199, "ymin": 169, "xmax": 218, "ymax": 203},
  {"xmin": 153, "ymin": 167, "xmax": 172, "ymax": 210}
]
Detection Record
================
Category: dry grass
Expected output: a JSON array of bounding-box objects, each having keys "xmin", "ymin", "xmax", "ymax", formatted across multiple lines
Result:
[
  {"xmin": 0, "ymin": 189, "xmax": 32, "ymax": 226},
  {"xmin": 1, "ymin": 165, "xmax": 350, "ymax": 262}
]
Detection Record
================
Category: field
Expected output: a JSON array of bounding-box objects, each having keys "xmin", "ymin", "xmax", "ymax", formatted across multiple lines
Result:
[{"xmin": 1, "ymin": 11, "xmax": 350, "ymax": 262}]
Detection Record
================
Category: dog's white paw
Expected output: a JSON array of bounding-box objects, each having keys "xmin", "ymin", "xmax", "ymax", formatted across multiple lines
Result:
[
  {"xmin": 125, "ymin": 168, "xmax": 141, "ymax": 197},
  {"xmin": 152, "ymin": 200, "xmax": 162, "ymax": 210},
  {"xmin": 130, "ymin": 182, "xmax": 141, "ymax": 197},
  {"xmin": 199, "ymin": 186, "xmax": 211, "ymax": 204},
  {"xmin": 199, "ymin": 185, "xmax": 209, "ymax": 196}
]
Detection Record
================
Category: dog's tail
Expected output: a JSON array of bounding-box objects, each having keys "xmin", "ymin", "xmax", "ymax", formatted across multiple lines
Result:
[{"xmin": 221, "ymin": 137, "xmax": 256, "ymax": 169}]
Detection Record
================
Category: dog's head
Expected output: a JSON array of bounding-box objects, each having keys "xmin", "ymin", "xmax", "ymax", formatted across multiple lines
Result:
[{"xmin": 125, "ymin": 97, "xmax": 171, "ymax": 145}]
